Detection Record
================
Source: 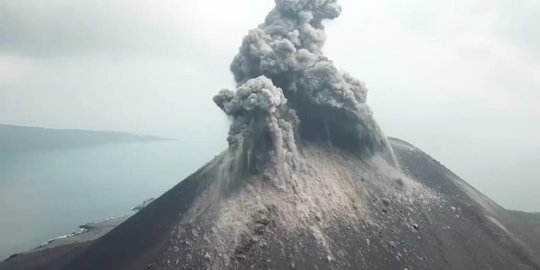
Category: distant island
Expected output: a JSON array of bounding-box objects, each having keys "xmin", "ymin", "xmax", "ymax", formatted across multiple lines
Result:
[{"xmin": 0, "ymin": 124, "xmax": 168, "ymax": 154}]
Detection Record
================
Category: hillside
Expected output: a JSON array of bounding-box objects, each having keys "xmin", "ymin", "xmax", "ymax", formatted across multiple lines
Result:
[
  {"xmin": 2, "ymin": 138, "xmax": 539, "ymax": 270},
  {"xmin": 0, "ymin": 124, "xmax": 164, "ymax": 154},
  {"xmin": 57, "ymin": 139, "xmax": 540, "ymax": 270},
  {"xmin": 511, "ymin": 211, "xmax": 540, "ymax": 235}
]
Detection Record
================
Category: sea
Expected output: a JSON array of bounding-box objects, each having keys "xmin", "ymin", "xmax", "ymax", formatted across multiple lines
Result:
[{"xmin": 0, "ymin": 140, "xmax": 220, "ymax": 260}]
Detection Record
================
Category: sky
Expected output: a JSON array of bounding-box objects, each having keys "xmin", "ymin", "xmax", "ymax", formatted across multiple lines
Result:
[{"xmin": 0, "ymin": 0, "xmax": 539, "ymax": 211}]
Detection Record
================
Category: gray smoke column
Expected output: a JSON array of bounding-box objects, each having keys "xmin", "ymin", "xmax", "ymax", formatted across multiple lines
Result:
[
  {"xmin": 215, "ymin": 0, "xmax": 396, "ymax": 170},
  {"xmin": 214, "ymin": 76, "xmax": 299, "ymax": 174}
]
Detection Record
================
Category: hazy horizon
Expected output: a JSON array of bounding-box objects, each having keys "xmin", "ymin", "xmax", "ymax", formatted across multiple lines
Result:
[{"xmin": 1, "ymin": 0, "xmax": 539, "ymax": 212}]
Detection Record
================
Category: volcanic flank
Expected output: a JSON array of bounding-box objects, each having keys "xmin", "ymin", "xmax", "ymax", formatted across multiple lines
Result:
[{"xmin": 3, "ymin": 1, "xmax": 540, "ymax": 270}]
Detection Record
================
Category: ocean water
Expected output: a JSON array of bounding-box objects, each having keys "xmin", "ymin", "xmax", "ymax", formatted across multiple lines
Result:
[{"xmin": 0, "ymin": 140, "xmax": 220, "ymax": 260}]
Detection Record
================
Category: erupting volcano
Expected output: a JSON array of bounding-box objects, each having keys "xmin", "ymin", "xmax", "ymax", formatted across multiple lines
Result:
[{"xmin": 2, "ymin": 1, "xmax": 539, "ymax": 270}]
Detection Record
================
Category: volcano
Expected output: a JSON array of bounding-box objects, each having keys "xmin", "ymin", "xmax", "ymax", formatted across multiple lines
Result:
[
  {"xmin": 2, "ymin": 137, "xmax": 540, "ymax": 270},
  {"xmin": 2, "ymin": 0, "xmax": 539, "ymax": 269}
]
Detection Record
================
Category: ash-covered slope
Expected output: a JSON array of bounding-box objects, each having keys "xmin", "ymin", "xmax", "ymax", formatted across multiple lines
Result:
[
  {"xmin": 49, "ymin": 139, "xmax": 540, "ymax": 270},
  {"xmin": 7, "ymin": 0, "xmax": 540, "ymax": 269}
]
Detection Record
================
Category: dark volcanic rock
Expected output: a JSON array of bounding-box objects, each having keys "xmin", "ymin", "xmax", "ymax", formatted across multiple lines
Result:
[{"xmin": 3, "ymin": 138, "xmax": 538, "ymax": 270}]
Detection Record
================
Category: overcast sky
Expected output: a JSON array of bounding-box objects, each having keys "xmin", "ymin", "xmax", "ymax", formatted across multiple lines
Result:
[{"xmin": 0, "ymin": 0, "xmax": 539, "ymax": 211}]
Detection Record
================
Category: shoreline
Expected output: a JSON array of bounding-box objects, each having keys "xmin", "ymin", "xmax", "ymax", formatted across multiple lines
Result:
[{"xmin": 2, "ymin": 198, "xmax": 156, "ymax": 262}]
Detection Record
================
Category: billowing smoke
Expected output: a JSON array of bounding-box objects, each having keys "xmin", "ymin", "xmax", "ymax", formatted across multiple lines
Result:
[
  {"xmin": 214, "ymin": 76, "xmax": 298, "ymax": 174},
  {"xmin": 215, "ymin": 0, "xmax": 395, "ymax": 171}
]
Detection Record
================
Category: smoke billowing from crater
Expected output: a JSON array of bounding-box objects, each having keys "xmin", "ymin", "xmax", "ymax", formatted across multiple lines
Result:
[
  {"xmin": 214, "ymin": 76, "xmax": 298, "ymax": 174},
  {"xmin": 215, "ymin": 0, "xmax": 395, "ymax": 170}
]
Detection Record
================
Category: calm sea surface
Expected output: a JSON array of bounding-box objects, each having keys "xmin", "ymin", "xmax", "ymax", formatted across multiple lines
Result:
[{"xmin": 0, "ymin": 140, "xmax": 218, "ymax": 260}]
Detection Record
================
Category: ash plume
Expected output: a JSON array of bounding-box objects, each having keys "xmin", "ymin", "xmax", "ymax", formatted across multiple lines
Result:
[
  {"xmin": 216, "ymin": 0, "xmax": 396, "ymax": 170},
  {"xmin": 214, "ymin": 76, "xmax": 298, "ymax": 175}
]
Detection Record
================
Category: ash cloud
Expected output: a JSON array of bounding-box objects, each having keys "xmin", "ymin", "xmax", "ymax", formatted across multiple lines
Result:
[
  {"xmin": 216, "ymin": 0, "xmax": 394, "ymax": 169},
  {"xmin": 214, "ymin": 76, "xmax": 298, "ymax": 174}
]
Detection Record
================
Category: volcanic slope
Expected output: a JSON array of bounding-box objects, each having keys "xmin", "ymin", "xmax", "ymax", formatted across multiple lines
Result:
[{"xmin": 41, "ymin": 138, "xmax": 539, "ymax": 270}]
